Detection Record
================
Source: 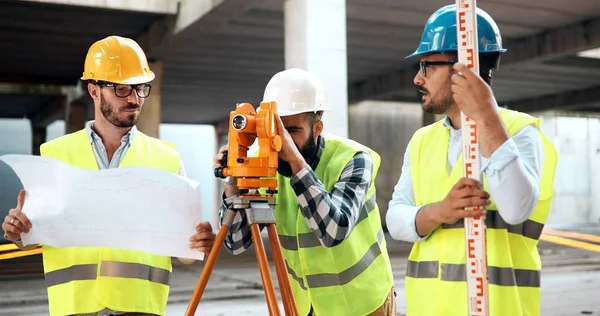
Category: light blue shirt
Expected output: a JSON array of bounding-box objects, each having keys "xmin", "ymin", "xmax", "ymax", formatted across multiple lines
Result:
[
  {"xmin": 85, "ymin": 121, "xmax": 186, "ymax": 176},
  {"xmin": 386, "ymin": 116, "xmax": 544, "ymax": 242}
]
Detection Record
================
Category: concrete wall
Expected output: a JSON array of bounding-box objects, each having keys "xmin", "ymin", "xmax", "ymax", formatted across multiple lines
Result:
[
  {"xmin": 0, "ymin": 119, "xmax": 31, "ymax": 227},
  {"xmin": 159, "ymin": 123, "xmax": 219, "ymax": 227},
  {"xmin": 348, "ymin": 101, "xmax": 423, "ymax": 229},
  {"xmin": 536, "ymin": 112, "xmax": 600, "ymax": 228}
]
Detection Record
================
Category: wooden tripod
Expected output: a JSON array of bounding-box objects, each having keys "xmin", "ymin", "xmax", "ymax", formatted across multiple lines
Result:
[{"xmin": 185, "ymin": 196, "xmax": 299, "ymax": 316}]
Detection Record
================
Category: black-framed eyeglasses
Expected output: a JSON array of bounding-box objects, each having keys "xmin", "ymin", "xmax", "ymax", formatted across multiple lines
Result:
[
  {"xmin": 95, "ymin": 81, "xmax": 152, "ymax": 98},
  {"xmin": 419, "ymin": 61, "xmax": 456, "ymax": 77}
]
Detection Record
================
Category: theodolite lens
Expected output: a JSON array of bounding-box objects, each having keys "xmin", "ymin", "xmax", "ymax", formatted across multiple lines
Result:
[{"xmin": 232, "ymin": 114, "xmax": 247, "ymax": 130}]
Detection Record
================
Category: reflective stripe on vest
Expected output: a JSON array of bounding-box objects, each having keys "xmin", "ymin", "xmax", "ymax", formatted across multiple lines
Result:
[
  {"xmin": 286, "ymin": 228, "xmax": 384, "ymax": 289},
  {"xmin": 286, "ymin": 261, "xmax": 307, "ymax": 290},
  {"xmin": 279, "ymin": 194, "xmax": 377, "ymax": 251},
  {"xmin": 45, "ymin": 261, "xmax": 171, "ymax": 288},
  {"xmin": 441, "ymin": 210, "xmax": 544, "ymax": 240},
  {"xmin": 406, "ymin": 260, "xmax": 540, "ymax": 287}
]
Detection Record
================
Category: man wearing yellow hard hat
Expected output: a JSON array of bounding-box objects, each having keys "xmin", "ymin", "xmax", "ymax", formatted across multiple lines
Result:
[{"xmin": 1, "ymin": 36, "xmax": 216, "ymax": 316}]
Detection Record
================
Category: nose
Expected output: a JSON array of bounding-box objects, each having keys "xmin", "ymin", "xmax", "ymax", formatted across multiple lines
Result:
[
  {"xmin": 126, "ymin": 89, "xmax": 140, "ymax": 104},
  {"xmin": 413, "ymin": 70, "xmax": 425, "ymax": 86}
]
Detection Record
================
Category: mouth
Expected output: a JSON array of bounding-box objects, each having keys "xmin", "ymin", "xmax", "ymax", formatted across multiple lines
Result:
[{"xmin": 122, "ymin": 106, "xmax": 140, "ymax": 113}]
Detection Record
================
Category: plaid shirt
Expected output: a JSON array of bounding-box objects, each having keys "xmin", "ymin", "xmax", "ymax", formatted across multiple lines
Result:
[{"xmin": 219, "ymin": 135, "xmax": 373, "ymax": 254}]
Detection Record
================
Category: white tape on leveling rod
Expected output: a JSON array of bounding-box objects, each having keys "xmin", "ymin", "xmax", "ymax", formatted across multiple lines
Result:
[{"xmin": 456, "ymin": 0, "xmax": 490, "ymax": 315}]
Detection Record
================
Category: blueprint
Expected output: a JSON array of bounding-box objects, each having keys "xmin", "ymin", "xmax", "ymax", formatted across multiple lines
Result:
[{"xmin": 0, "ymin": 154, "xmax": 205, "ymax": 260}]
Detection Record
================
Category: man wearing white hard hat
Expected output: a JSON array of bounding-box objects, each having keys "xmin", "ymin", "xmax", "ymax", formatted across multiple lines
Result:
[{"xmin": 214, "ymin": 68, "xmax": 396, "ymax": 316}]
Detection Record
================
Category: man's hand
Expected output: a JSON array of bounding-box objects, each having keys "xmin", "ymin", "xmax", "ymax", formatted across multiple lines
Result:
[
  {"xmin": 189, "ymin": 222, "xmax": 216, "ymax": 255},
  {"xmin": 451, "ymin": 63, "xmax": 497, "ymax": 123},
  {"xmin": 2, "ymin": 190, "xmax": 32, "ymax": 241},
  {"xmin": 213, "ymin": 145, "xmax": 238, "ymax": 197},
  {"xmin": 274, "ymin": 114, "xmax": 305, "ymax": 174},
  {"xmin": 435, "ymin": 177, "xmax": 490, "ymax": 225},
  {"xmin": 451, "ymin": 62, "xmax": 509, "ymax": 158}
]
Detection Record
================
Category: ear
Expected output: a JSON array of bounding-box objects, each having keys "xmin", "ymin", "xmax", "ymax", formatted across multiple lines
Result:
[
  {"xmin": 314, "ymin": 119, "xmax": 323, "ymax": 139},
  {"xmin": 87, "ymin": 82, "xmax": 100, "ymax": 101}
]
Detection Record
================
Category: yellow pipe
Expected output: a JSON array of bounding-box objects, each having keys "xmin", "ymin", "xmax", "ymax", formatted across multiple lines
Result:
[
  {"xmin": 0, "ymin": 243, "xmax": 19, "ymax": 252},
  {"xmin": 542, "ymin": 228, "xmax": 600, "ymax": 244},
  {"xmin": 0, "ymin": 248, "xmax": 42, "ymax": 260},
  {"xmin": 540, "ymin": 234, "xmax": 600, "ymax": 253}
]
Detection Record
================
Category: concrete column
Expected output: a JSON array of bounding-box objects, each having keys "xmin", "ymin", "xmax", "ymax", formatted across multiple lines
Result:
[
  {"xmin": 137, "ymin": 60, "xmax": 162, "ymax": 138},
  {"xmin": 31, "ymin": 125, "xmax": 47, "ymax": 156},
  {"xmin": 422, "ymin": 112, "xmax": 445, "ymax": 127},
  {"xmin": 422, "ymin": 112, "xmax": 436, "ymax": 126},
  {"xmin": 588, "ymin": 117, "xmax": 600, "ymax": 224},
  {"xmin": 66, "ymin": 100, "xmax": 88, "ymax": 134},
  {"xmin": 284, "ymin": 0, "xmax": 348, "ymax": 138}
]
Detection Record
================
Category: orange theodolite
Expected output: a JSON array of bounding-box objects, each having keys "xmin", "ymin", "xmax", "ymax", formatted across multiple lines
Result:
[
  {"xmin": 186, "ymin": 101, "xmax": 299, "ymax": 316},
  {"xmin": 214, "ymin": 101, "xmax": 282, "ymax": 194}
]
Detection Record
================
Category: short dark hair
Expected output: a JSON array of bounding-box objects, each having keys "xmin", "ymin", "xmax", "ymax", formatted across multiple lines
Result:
[{"xmin": 304, "ymin": 111, "xmax": 324, "ymax": 127}]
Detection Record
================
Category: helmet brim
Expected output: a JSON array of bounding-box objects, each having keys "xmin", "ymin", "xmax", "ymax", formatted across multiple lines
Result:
[
  {"xmin": 278, "ymin": 108, "xmax": 330, "ymax": 117},
  {"xmin": 405, "ymin": 48, "xmax": 507, "ymax": 59},
  {"xmin": 80, "ymin": 73, "xmax": 155, "ymax": 85}
]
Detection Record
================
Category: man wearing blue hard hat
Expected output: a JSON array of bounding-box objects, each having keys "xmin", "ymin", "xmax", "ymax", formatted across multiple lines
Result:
[{"xmin": 385, "ymin": 4, "xmax": 558, "ymax": 316}]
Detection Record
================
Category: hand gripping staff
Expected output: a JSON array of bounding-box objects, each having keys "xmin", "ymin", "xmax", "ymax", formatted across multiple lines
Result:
[
  {"xmin": 456, "ymin": 0, "xmax": 490, "ymax": 315},
  {"xmin": 185, "ymin": 101, "xmax": 299, "ymax": 316}
]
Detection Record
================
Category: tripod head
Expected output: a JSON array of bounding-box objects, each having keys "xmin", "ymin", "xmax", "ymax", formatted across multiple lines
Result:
[{"xmin": 214, "ymin": 101, "xmax": 282, "ymax": 196}]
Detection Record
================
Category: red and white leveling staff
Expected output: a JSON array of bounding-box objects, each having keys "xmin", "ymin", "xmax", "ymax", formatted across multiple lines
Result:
[{"xmin": 456, "ymin": 0, "xmax": 490, "ymax": 315}]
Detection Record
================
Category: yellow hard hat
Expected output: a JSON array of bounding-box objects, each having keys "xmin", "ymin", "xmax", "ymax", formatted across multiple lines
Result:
[{"xmin": 80, "ymin": 35, "xmax": 155, "ymax": 84}]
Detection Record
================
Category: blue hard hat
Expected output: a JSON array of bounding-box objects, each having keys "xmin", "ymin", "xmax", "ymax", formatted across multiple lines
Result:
[{"xmin": 406, "ymin": 4, "xmax": 507, "ymax": 58}]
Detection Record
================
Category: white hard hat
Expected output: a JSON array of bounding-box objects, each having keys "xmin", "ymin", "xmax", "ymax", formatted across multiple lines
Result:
[{"xmin": 262, "ymin": 68, "xmax": 329, "ymax": 117}]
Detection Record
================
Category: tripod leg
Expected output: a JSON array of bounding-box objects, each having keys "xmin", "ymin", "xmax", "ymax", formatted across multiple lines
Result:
[
  {"xmin": 185, "ymin": 209, "xmax": 236, "ymax": 316},
  {"xmin": 267, "ymin": 224, "xmax": 299, "ymax": 316},
  {"xmin": 250, "ymin": 223, "xmax": 281, "ymax": 316}
]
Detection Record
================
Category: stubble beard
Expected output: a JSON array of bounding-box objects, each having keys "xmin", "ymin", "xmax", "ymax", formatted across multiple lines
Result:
[
  {"xmin": 100, "ymin": 94, "xmax": 139, "ymax": 128},
  {"xmin": 421, "ymin": 79, "xmax": 454, "ymax": 115}
]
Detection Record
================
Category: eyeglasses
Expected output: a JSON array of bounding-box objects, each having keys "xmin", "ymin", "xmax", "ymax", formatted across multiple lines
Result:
[
  {"xmin": 96, "ymin": 81, "xmax": 152, "ymax": 98},
  {"xmin": 419, "ymin": 61, "xmax": 456, "ymax": 77}
]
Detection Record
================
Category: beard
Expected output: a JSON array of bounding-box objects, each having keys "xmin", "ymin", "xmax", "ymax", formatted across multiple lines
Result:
[
  {"xmin": 277, "ymin": 129, "xmax": 319, "ymax": 178},
  {"xmin": 100, "ymin": 94, "xmax": 140, "ymax": 128},
  {"xmin": 420, "ymin": 77, "xmax": 454, "ymax": 115}
]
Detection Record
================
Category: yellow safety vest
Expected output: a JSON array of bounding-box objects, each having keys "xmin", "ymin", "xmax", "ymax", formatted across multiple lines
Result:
[
  {"xmin": 405, "ymin": 108, "xmax": 558, "ymax": 316},
  {"xmin": 39, "ymin": 129, "xmax": 180, "ymax": 316},
  {"xmin": 273, "ymin": 133, "xmax": 394, "ymax": 316}
]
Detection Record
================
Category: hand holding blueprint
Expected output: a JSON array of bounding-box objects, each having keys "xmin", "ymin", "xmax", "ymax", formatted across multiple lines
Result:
[{"xmin": 0, "ymin": 154, "xmax": 206, "ymax": 260}]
